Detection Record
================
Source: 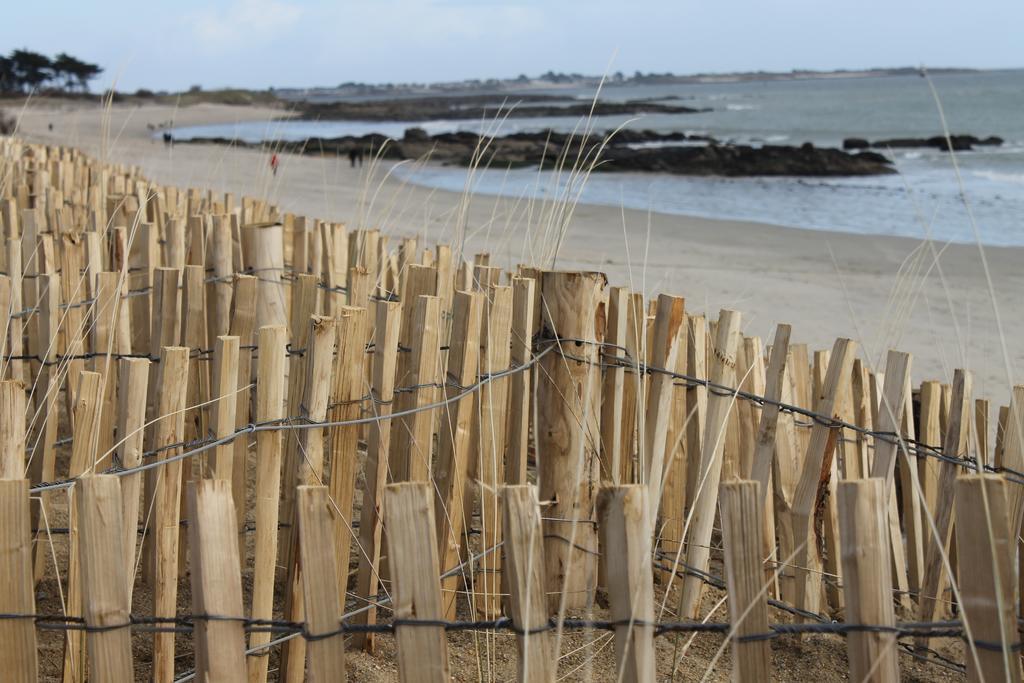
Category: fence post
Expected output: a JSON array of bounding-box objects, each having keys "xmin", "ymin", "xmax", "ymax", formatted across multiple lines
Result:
[
  {"xmin": 63, "ymin": 370, "xmax": 103, "ymax": 683},
  {"xmin": 641, "ymin": 294, "xmax": 685, "ymax": 520},
  {"xmin": 297, "ymin": 485, "xmax": 347, "ymax": 682},
  {"xmin": 281, "ymin": 314, "xmax": 336, "ymax": 683},
  {"xmin": 474, "ymin": 284, "xmax": 513, "ymax": 618},
  {"xmin": 837, "ymin": 478, "xmax": 899, "ymax": 683},
  {"xmin": 502, "ymin": 485, "xmax": 556, "ymax": 683},
  {"xmin": 392, "ymin": 295, "xmax": 441, "ymax": 483},
  {"xmin": 0, "ymin": 479, "xmax": 37, "ymax": 680},
  {"xmin": 116, "ymin": 357, "xmax": 149, "ymax": 593},
  {"xmin": 151, "ymin": 346, "xmax": 190, "ymax": 683},
  {"xmin": 720, "ymin": 480, "xmax": 772, "ymax": 681},
  {"xmin": 788, "ymin": 338, "xmax": 856, "ymax": 617},
  {"xmin": 679, "ymin": 309, "xmax": 742, "ymax": 619},
  {"xmin": 186, "ymin": 479, "xmax": 247, "ymax": 683},
  {"xmin": 599, "ymin": 286, "xmax": 628, "ymax": 484},
  {"xmin": 537, "ymin": 271, "xmax": 607, "ymax": 610},
  {"xmin": 327, "ymin": 306, "xmax": 370, "ymax": 588},
  {"xmin": 597, "ymin": 484, "xmax": 655, "ymax": 683},
  {"xmin": 385, "ymin": 481, "xmax": 450, "ymax": 682},
  {"xmin": 208, "ymin": 335, "xmax": 239, "ymax": 480},
  {"xmin": 248, "ymin": 325, "xmax": 287, "ymax": 683},
  {"xmin": 917, "ymin": 369, "xmax": 972, "ymax": 631},
  {"xmin": 353, "ymin": 300, "xmax": 401, "ymax": 652},
  {"xmin": 433, "ymin": 290, "xmax": 483, "ymax": 619},
  {"xmin": 77, "ymin": 475, "xmax": 133, "ymax": 681},
  {"xmin": 955, "ymin": 474, "xmax": 1022, "ymax": 682},
  {"xmin": 228, "ymin": 274, "xmax": 257, "ymax": 561},
  {"xmin": 506, "ymin": 276, "xmax": 536, "ymax": 485}
]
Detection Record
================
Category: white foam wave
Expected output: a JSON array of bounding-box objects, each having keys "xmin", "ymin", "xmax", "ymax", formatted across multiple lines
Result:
[{"xmin": 973, "ymin": 170, "xmax": 1024, "ymax": 185}]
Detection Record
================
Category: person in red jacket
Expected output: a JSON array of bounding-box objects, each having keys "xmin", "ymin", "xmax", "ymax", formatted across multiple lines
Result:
[{"xmin": 270, "ymin": 153, "xmax": 279, "ymax": 176}]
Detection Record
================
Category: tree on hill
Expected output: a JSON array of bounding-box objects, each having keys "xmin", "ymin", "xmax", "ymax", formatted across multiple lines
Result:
[
  {"xmin": 0, "ymin": 49, "xmax": 103, "ymax": 93},
  {"xmin": 9, "ymin": 49, "xmax": 52, "ymax": 92}
]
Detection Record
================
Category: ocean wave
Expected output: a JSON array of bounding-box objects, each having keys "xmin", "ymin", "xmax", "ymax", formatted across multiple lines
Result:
[
  {"xmin": 973, "ymin": 170, "xmax": 1024, "ymax": 185},
  {"xmin": 726, "ymin": 103, "xmax": 759, "ymax": 111}
]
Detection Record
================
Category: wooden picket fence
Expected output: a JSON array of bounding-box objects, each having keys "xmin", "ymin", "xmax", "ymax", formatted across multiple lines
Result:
[{"xmin": 0, "ymin": 135, "xmax": 1021, "ymax": 681}]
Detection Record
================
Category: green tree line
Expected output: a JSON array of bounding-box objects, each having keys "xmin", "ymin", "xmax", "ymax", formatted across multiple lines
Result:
[{"xmin": 0, "ymin": 49, "xmax": 103, "ymax": 94}]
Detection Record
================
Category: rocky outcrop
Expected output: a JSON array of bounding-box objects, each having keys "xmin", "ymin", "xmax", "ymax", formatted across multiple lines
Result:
[
  {"xmin": 180, "ymin": 128, "xmax": 894, "ymax": 176},
  {"xmin": 843, "ymin": 134, "xmax": 1003, "ymax": 151}
]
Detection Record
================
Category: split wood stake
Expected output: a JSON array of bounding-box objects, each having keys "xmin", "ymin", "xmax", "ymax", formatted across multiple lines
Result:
[
  {"xmin": 280, "ymin": 315, "xmax": 336, "ymax": 683},
  {"xmin": 750, "ymin": 323, "xmax": 792, "ymax": 494},
  {"xmin": 187, "ymin": 479, "xmax": 247, "ymax": 683},
  {"xmin": 788, "ymin": 338, "xmax": 856, "ymax": 617},
  {"xmin": 600, "ymin": 286, "xmax": 628, "ymax": 483},
  {"xmin": 327, "ymin": 306, "xmax": 370, "ymax": 588},
  {"xmin": 642, "ymin": 294, "xmax": 685, "ymax": 521},
  {"xmin": 0, "ymin": 479, "xmax": 37, "ymax": 680},
  {"xmin": 353, "ymin": 300, "xmax": 401, "ymax": 652},
  {"xmin": 502, "ymin": 485, "xmax": 555, "ymax": 682},
  {"xmin": 76, "ymin": 475, "xmax": 133, "ymax": 682},
  {"xmin": 385, "ymin": 481, "xmax": 450, "ymax": 682},
  {"xmin": 506, "ymin": 276, "xmax": 537, "ymax": 485},
  {"xmin": 720, "ymin": 479, "xmax": 772, "ymax": 682},
  {"xmin": 209, "ymin": 335, "xmax": 240, "ymax": 480},
  {"xmin": 391, "ymin": 295, "xmax": 441, "ymax": 483},
  {"xmin": 433, "ymin": 291, "xmax": 483, "ymax": 620},
  {"xmin": 679, "ymin": 309, "xmax": 742, "ymax": 620},
  {"xmin": 537, "ymin": 271, "xmax": 607, "ymax": 610},
  {"xmin": 115, "ymin": 357, "xmax": 149, "ymax": 594},
  {"xmin": 597, "ymin": 485, "xmax": 655, "ymax": 683},
  {"xmin": 917, "ymin": 369, "xmax": 972, "ymax": 631},
  {"xmin": 955, "ymin": 474, "xmax": 1022, "ymax": 682},
  {"xmin": 247, "ymin": 325, "xmax": 287, "ymax": 683},
  {"xmin": 474, "ymin": 284, "xmax": 513, "ymax": 617},
  {"xmin": 63, "ymin": 370, "xmax": 103, "ymax": 683},
  {"xmin": 868, "ymin": 350, "xmax": 912, "ymax": 487},
  {"xmin": 837, "ymin": 478, "xmax": 899, "ymax": 683},
  {"xmin": 150, "ymin": 347, "xmax": 190, "ymax": 683},
  {"xmin": 228, "ymin": 274, "xmax": 257, "ymax": 560},
  {"xmin": 297, "ymin": 485, "xmax": 347, "ymax": 682}
]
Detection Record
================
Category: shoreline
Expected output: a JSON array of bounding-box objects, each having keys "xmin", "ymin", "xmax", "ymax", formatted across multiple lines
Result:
[{"xmin": 9, "ymin": 100, "xmax": 1022, "ymax": 395}]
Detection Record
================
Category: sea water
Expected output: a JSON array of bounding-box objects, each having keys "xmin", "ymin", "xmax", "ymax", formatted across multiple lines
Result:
[{"xmin": 170, "ymin": 70, "xmax": 1024, "ymax": 246}]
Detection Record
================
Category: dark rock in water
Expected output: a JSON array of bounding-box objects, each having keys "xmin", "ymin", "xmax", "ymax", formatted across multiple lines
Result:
[
  {"xmin": 853, "ymin": 151, "xmax": 890, "ymax": 164},
  {"xmin": 403, "ymin": 127, "xmax": 429, "ymax": 143},
  {"xmin": 179, "ymin": 130, "xmax": 894, "ymax": 177},
  {"xmin": 852, "ymin": 134, "xmax": 1004, "ymax": 152}
]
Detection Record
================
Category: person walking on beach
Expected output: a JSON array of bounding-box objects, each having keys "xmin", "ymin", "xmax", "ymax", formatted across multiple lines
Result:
[{"xmin": 270, "ymin": 153, "xmax": 279, "ymax": 176}]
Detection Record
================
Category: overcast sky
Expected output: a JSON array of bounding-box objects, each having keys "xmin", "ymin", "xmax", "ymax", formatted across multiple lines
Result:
[{"xmin": 3, "ymin": 0, "xmax": 1021, "ymax": 92}]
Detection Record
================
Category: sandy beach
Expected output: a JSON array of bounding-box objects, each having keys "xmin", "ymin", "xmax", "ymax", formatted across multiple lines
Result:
[{"xmin": 11, "ymin": 99, "xmax": 1023, "ymax": 401}]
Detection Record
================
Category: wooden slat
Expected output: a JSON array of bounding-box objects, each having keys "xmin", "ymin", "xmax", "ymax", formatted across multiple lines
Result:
[
  {"xmin": 506, "ymin": 276, "xmax": 536, "ymax": 485},
  {"xmin": 353, "ymin": 300, "xmax": 401, "ymax": 652},
  {"xmin": 385, "ymin": 482, "xmax": 450, "ymax": 682},
  {"xmin": 186, "ymin": 479, "xmax": 246, "ymax": 682},
  {"xmin": 955, "ymin": 475, "xmax": 1022, "ymax": 682},
  {"xmin": 150, "ymin": 347, "xmax": 190, "ymax": 683},
  {"xmin": 721, "ymin": 480, "xmax": 772, "ymax": 682},
  {"xmin": 247, "ymin": 325, "xmax": 287, "ymax": 683},
  {"xmin": 789, "ymin": 338, "xmax": 856, "ymax": 616},
  {"xmin": 433, "ymin": 291, "xmax": 483, "ymax": 619},
  {"xmin": 78, "ymin": 475, "xmax": 135, "ymax": 683},
  {"xmin": 679, "ymin": 309, "xmax": 742, "ymax": 619},
  {"xmin": 502, "ymin": 485, "xmax": 555, "ymax": 683},
  {"xmin": 0, "ymin": 479, "xmax": 38, "ymax": 680},
  {"xmin": 298, "ymin": 486, "xmax": 347, "ymax": 682},
  {"xmin": 837, "ymin": 478, "xmax": 899, "ymax": 683},
  {"xmin": 115, "ymin": 357, "xmax": 149, "ymax": 594},
  {"xmin": 597, "ymin": 485, "xmax": 655, "ymax": 682},
  {"xmin": 918, "ymin": 369, "xmax": 972, "ymax": 628}
]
